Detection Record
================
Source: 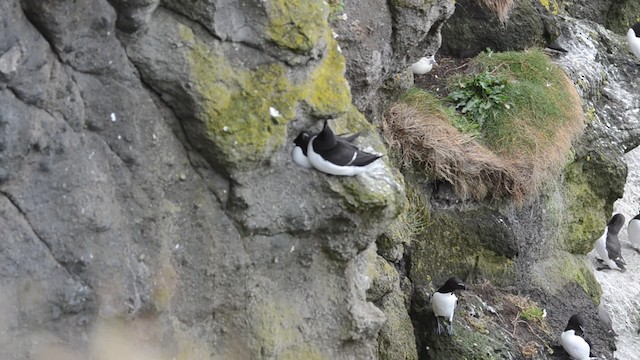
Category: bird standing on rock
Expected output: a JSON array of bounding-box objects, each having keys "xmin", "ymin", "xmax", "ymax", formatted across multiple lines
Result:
[
  {"xmin": 306, "ymin": 120, "xmax": 382, "ymax": 176},
  {"xmin": 430, "ymin": 277, "xmax": 466, "ymax": 336},
  {"xmin": 594, "ymin": 213, "xmax": 626, "ymax": 272}
]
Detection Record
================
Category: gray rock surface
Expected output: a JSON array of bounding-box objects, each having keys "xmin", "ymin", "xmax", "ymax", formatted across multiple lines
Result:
[
  {"xmin": 0, "ymin": 0, "xmax": 404, "ymax": 358},
  {"xmin": 439, "ymin": 0, "xmax": 559, "ymax": 58},
  {"xmin": 332, "ymin": 0, "xmax": 455, "ymax": 122}
]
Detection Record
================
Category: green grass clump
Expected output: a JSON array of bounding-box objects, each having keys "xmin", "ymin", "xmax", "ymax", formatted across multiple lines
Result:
[
  {"xmin": 520, "ymin": 305, "xmax": 545, "ymax": 323},
  {"xmin": 383, "ymin": 48, "xmax": 583, "ymax": 202},
  {"xmin": 449, "ymin": 49, "xmax": 582, "ymax": 157}
]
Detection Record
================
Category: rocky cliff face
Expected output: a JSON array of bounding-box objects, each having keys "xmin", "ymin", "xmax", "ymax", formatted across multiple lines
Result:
[
  {"xmin": 1, "ymin": 0, "xmax": 638, "ymax": 359},
  {"xmin": 0, "ymin": 0, "xmax": 404, "ymax": 358}
]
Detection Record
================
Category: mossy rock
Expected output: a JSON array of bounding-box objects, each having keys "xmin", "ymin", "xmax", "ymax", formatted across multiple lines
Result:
[
  {"xmin": 440, "ymin": 0, "xmax": 553, "ymax": 58},
  {"xmin": 410, "ymin": 210, "xmax": 517, "ymax": 287},
  {"xmin": 368, "ymin": 255, "xmax": 399, "ymax": 302},
  {"xmin": 562, "ymin": 154, "xmax": 626, "ymax": 255},
  {"xmin": 265, "ymin": 0, "xmax": 326, "ymax": 53},
  {"xmin": 179, "ymin": 24, "xmax": 357, "ymax": 171},
  {"xmin": 606, "ymin": 1, "xmax": 640, "ymax": 34},
  {"xmin": 531, "ymin": 251, "xmax": 602, "ymax": 305},
  {"xmin": 377, "ymin": 291, "xmax": 418, "ymax": 360}
]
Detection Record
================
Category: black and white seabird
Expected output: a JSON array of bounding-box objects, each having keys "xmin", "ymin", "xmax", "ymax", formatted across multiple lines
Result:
[
  {"xmin": 627, "ymin": 22, "xmax": 640, "ymax": 62},
  {"xmin": 306, "ymin": 120, "xmax": 382, "ymax": 176},
  {"xmin": 292, "ymin": 131, "xmax": 360, "ymax": 169},
  {"xmin": 628, "ymin": 212, "xmax": 640, "ymax": 251},
  {"xmin": 560, "ymin": 314, "xmax": 592, "ymax": 360},
  {"xmin": 594, "ymin": 213, "xmax": 626, "ymax": 272},
  {"xmin": 410, "ymin": 55, "xmax": 437, "ymax": 75},
  {"xmin": 430, "ymin": 277, "xmax": 466, "ymax": 336}
]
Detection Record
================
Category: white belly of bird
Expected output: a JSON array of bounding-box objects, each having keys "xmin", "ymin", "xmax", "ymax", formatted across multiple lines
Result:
[
  {"xmin": 628, "ymin": 219, "xmax": 640, "ymax": 249},
  {"xmin": 627, "ymin": 29, "xmax": 640, "ymax": 60},
  {"xmin": 594, "ymin": 231, "xmax": 607, "ymax": 260},
  {"xmin": 594, "ymin": 230, "xmax": 622, "ymax": 270},
  {"xmin": 307, "ymin": 140, "xmax": 370, "ymax": 176},
  {"xmin": 430, "ymin": 292, "xmax": 457, "ymax": 321},
  {"xmin": 291, "ymin": 146, "xmax": 312, "ymax": 168},
  {"xmin": 560, "ymin": 330, "xmax": 591, "ymax": 360}
]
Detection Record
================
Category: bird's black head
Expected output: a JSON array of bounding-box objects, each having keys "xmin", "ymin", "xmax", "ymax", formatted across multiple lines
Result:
[
  {"xmin": 294, "ymin": 131, "xmax": 311, "ymax": 149},
  {"xmin": 632, "ymin": 22, "xmax": 640, "ymax": 37},
  {"xmin": 565, "ymin": 314, "xmax": 585, "ymax": 336},
  {"xmin": 607, "ymin": 213, "xmax": 625, "ymax": 234},
  {"xmin": 437, "ymin": 277, "xmax": 466, "ymax": 293}
]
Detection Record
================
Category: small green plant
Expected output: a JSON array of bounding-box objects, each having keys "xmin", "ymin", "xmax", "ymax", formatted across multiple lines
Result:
[
  {"xmin": 448, "ymin": 70, "xmax": 513, "ymax": 128},
  {"xmin": 520, "ymin": 305, "xmax": 545, "ymax": 323},
  {"xmin": 401, "ymin": 88, "xmax": 481, "ymax": 136},
  {"xmin": 327, "ymin": 0, "xmax": 345, "ymax": 21}
]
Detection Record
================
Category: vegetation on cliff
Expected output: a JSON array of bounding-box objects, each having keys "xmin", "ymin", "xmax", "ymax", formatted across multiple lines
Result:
[{"xmin": 382, "ymin": 49, "xmax": 584, "ymax": 203}]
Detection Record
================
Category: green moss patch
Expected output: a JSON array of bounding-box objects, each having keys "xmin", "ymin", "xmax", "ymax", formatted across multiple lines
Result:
[
  {"xmin": 179, "ymin": 25, "xmax": 357, "ymax": 170},
  {"xmin": 410, "ymin": 211, "xmax": 517, "ymax": 287},
  {"xmin": 532, "ymin": 252, "xmax": 602, "ymax": 305},
  {"xmin": 266, "ymin": 0, "xmax": 326, "ymax": 53},
  {"xmin": 377, "ymin": 291, "xmax": 418, "ymax": 360},
  {"xmin": 562, "ymin": 160, "xmax": 608, "ymax": 254}
]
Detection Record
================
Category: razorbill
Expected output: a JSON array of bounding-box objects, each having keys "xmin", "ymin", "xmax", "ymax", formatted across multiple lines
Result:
[
  {"xmin": 410, "ymin": 55, "xmax": 436, "ymax": 75},
  {"xmin": 430, "ymin": 277, "xmax": 466, "ymax": 336},
  {"xmin": 627, "ymin": 22, "xmax": 640, "ymax": 61},
  {"xmin": 628, "ymin": 212, "xmax": 640, "ymax": 251},
  {"xmin": 306, "ymin": 120, "xmax": 382, "ymax": 176},
  {"xmin": 292, "ymin": 131, "xmax": 360, "ymax": 169},
  {"xmin": 560, "ymin": 314, "xmax": 593, "ymax": 360},
  {"xmin": 594, "ymin": 213, "xmax": 626, "ymax": 272}
]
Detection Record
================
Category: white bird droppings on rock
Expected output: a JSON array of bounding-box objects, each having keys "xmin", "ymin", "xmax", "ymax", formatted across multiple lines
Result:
[{"xmin": 269, "ymin": 107, "xmax": 281, "ymax": 118}]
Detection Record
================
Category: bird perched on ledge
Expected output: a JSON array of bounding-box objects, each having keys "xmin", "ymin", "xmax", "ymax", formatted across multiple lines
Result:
[
  {"xmin": 594, "ymin": 213, "xmax": 626, "ymax": 272},
  {"xmin": 304, "ymin": 120, "xmax": 382, "ymax": 176},
  {"xmin": 560, "ymin": 314, "xmax": 593, "ymax": 360},
  {"xmin": 410, "ymin": 55, "xmax": 437, "ymax": 75},
  {"xmin": 627, "ymin": 22, "xmax": 640, "ymax": 62},
  {"xmin": 292, "ymin": 131, "xmax": 359, "ymax": 169},
  {"xmin": 431, "ymin": 277, "xmax": 466, "ymax": 336}
]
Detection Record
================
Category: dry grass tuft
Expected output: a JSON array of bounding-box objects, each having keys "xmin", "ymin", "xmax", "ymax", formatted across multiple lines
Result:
[
  {"xmin": 383, "ymin": 103, "xmax": 522, "ymax": 201},
  {"xmin": 478, "ymin": 0, "xmax": 515, "ymax": 23}
]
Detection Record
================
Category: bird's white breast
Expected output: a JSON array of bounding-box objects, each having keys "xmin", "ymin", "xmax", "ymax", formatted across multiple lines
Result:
[
  {"xmin": 430, "ymin": 292, "xmax": 457, "ymax": 321},
  {"xmin": 292, "ymin": 146, "xmax": 312, "ymax": 168},
  {"xmin": 629, "ymin": 219, "xmax": 640, "ymax": 249},
  {"xmin": 560, "ymin": 330, "xmax": 591, "ymax": 360},
  {"xmin": 594, "ymin": 230, "xmax": 607, "ymax": 260},
  {"xmin": 627, "ymin": 28, "xmax": 640, "ymax": 60}
]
